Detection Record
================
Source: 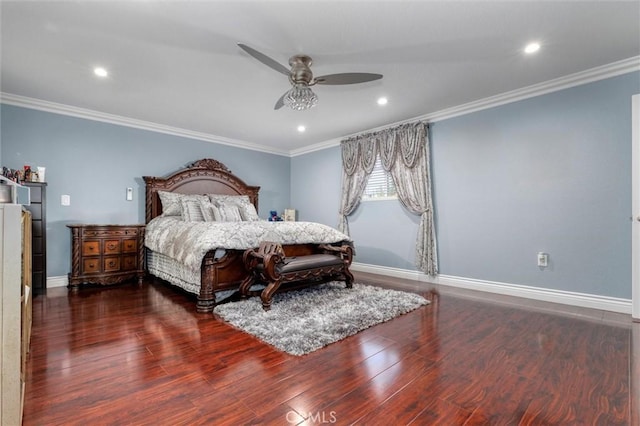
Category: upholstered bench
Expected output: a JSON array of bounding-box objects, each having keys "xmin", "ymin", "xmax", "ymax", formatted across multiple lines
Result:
[{"xmin": 239, "ymin": 241, "xmax": 354, "ymax": 310}]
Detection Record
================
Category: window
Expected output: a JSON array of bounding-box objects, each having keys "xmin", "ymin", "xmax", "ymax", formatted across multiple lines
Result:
[{"xmin": 363, "ymin": 157, "xmax": 397, "ymax": 200}]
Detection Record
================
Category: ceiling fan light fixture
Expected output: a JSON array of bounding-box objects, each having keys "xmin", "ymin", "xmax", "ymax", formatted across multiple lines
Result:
[{"xmin": 284, "ymin": 84, "xmax": 318, "ymax": 111}]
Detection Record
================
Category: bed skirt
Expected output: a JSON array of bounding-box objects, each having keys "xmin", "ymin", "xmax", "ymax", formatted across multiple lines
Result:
[{"xmin": 146, "ymin": 250, "xmax": 201, "ymax": 295}]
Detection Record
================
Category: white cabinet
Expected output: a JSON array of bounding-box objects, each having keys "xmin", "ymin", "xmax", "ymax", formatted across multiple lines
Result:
[{"xmin": 0, "ymin": 204, "xmax": 29, "ymax": 425}]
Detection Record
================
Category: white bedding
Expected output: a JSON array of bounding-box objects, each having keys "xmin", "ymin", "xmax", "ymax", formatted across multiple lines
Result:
[{"xmin": 144, "ymin": 216, "xmax": 352, "ymax": 272}]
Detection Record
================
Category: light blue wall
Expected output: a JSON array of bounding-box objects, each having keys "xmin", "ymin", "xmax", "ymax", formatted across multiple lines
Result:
[
  {"xmin": 292, "ymin": 71, "xmax": 640, "ymax": 299},
  {"xmin": 0, "ymin": 105, "xmax": 290, "ymax": 277},
  {"xmin": 433, "ymin": 72, "xmax": 638, "ymax": 299},
  {"xmin": 2, "ymin": 71, "xmax": 638, "ymax": 299},
  {"xmin": 291, "ymin": 146, "xmax": 342, "ymax": 224}
]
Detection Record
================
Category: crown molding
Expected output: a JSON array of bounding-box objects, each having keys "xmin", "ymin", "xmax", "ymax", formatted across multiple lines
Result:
[
  {"xmin": 3, "ymin": 56, "xmax": 638, "ymax": 158},
  {"xmin": 421, "ymin": 55, "xmax": 640, "ymax": 123},
  {"xmin": 0, "ymin": 93, "xmax": 290, "ymax": 157},
  {"xmin": 299, "ymin": 55, "xmax": 640, "ymax": 154},
  {"xmin": 289, "ymin": 137, "xmax": 343, "ymax": 157}
]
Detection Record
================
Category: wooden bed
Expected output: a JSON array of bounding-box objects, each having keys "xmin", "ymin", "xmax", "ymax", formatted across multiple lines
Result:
[{"xmin": 143, "ymin": 158, "xmax": 347, "ymax": 313}]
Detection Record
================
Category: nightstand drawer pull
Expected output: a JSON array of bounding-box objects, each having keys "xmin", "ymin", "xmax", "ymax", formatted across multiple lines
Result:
[
  {"xmin": 104, "ymin": 257, "xmax": 120, "ymax": 272},
  {"xmin": 104, "ymin": 240, "xmax": 120, "ymax": 254}
]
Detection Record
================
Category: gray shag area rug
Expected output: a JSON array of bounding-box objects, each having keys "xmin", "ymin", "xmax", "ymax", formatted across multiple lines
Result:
[{"xmin": 213, "ymin": 282, "xmax": 429, "ymax": 356}]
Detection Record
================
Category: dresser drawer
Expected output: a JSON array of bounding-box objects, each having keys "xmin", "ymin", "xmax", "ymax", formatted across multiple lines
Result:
[
  {"xmin": 83, "ymin": 258, "xmax": 101, "ymax": 274},
  {"xmin": 82, "ymin": 241, "xmax": 100, "ymax": 256},
  {"xmin": 83, "ymin": 228, "xmax": 140, "ymax": 238},
  {"xmin": 104, "ymin": 240, "xmax": 121, "ymax": 254},
  {"xmin": 24, "ymin": 204, "xmax": 42, "ymax": 220},
  {"xmin": 32, "ymin": 221, "xmax": 43, "ymax": 238},
  {"xmin": 29, "ymin": 185, "xmax": 42, "ymax": 203},
  {"xmin": 122, "ymin": 255, "xmax": 138, "ymax": 271},
  {"xmin": 122, "ymin": 239, "xmax": 137, "ymax": 253},
  {"xmin": 104, "ymin": 257, "xmax": 120, "ymax": 272}
]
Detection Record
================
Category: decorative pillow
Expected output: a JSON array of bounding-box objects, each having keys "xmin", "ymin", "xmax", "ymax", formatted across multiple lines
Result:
[
  {"xmin": 218, "ymin": 203, "xmax": 243, "ymax": 222},
  {"xmin": 180, "ymin": 199, "xmax": 206, "ymax": 222},
  {"xmin": 236, "ymin": 202, "xmax": 260, "ymax": 221},
  {"xmin": 199, "ymin": 200, "xmax": 222, "ymax": 222},
  {"xmin": 158, "ymin": 191, "xmax": 208, "ymax": 216},
  {"xmin": 208, "ymin": 194, "xmax": 260, "ymax": 221}
]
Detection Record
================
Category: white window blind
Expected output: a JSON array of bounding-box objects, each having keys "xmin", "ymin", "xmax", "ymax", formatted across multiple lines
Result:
[{"xmin": 363, "ymin": 157, "xmax": 397, "ymax": 200}]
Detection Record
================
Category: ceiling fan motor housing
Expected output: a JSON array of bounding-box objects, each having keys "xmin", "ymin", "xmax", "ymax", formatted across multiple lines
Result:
[{"xmin": 288, "ymin": 55, "xmax": 315, "ymax": 85}]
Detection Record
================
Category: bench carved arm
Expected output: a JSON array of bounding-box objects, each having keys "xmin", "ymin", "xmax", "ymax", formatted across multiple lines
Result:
[
  {"xmin": 240, "ymin": 241, "xmax": 286, "ymax": 296},
  {"xmin": 262, "ymin": 251, "xmax": 285, "ymax": 281},
  {"xmin": 243, "ymin": 241, "xmax": 282, "ymax": 265}
]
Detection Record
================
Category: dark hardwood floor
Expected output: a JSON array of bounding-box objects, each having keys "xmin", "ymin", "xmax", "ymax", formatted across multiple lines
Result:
[{"xmin": 23, "ymin": 273, "xmax": 638, "ymax": 425}]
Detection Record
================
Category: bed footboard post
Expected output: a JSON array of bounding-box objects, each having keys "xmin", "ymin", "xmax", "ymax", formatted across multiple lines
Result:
[{"xmin": 197, "ymin": 252, "xmax": 217, "ymax": 313}]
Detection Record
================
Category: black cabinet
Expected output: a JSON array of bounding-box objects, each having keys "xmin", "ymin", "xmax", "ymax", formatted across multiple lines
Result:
[{"xmin": 23, "ymin": 182, "xmax": 46, "ymax": 295}]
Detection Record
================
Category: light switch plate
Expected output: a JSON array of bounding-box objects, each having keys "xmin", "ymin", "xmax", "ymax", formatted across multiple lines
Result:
[
  {"xmin": 61, "ymin": 194, "xmax": 71, "ymax": 206},
  {"xmin": 537, "ymin": 252, "xmax": 548, "ymax": 267},
  {"xmin": 126, "ymin": 187, "xmax": 133, "ymax": 201}
]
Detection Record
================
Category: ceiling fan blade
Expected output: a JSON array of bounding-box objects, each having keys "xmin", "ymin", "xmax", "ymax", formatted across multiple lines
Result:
[
  {"xmin": 314, "ymin": 73, "xmax": 383, "ymax": 85},
  {"xmin": 238, "ymin": 43, "xmax": 290, "ymax": 76},
  {"xmin": 274, "ymin": 92, "xmax": 286, "ymax": 110}
]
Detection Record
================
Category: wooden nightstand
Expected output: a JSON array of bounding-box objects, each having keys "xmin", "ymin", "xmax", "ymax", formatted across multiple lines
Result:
[{"xmin": 67, "ymin": 224, "xmax": 145, "ymax": 289}]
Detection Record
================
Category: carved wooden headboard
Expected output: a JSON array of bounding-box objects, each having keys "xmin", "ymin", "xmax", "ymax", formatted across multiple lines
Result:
[{"xmin": 143, "ymin": 158, "xmax": 260, "ymax": 223}]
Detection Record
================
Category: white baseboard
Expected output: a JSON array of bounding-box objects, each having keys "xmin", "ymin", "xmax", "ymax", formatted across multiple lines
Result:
[
  {"xmin": 351, "ymin": 262, "xmax": 632, "ymax": 315},
  {"xmin": 47, "ymin": 276, "xmax": 68, "ymax": 288},
  {"xmin": 47, "ymin": 265, "xmax": 633, "ymax": 315}
]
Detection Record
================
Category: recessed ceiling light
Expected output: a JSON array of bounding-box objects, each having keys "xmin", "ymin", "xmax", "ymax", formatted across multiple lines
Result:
[
  {"xmin": 297, "ymin": 125, "xmax": 306, "ymax": 133},
  {"xmin": 524, "ymin": 42, "xmax": 540, "ymax": 54},
  {"xmin": 377, "ymin": 97, "xmax": 388, "ymax": 106},
  {"xmin": 94, "ymin": 67, "xmax": 108, "ymax": 77}
]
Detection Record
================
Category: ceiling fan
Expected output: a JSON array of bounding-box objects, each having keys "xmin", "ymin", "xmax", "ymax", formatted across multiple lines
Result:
[{"xmin": 238, "ymin": 43, "xmax": 383, "ymax": 111}]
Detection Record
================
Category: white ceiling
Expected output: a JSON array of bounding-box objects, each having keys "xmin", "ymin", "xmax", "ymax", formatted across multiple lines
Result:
[{"xmin": 1, "ymin": 1, "xmax": 639, "ymax": 155}]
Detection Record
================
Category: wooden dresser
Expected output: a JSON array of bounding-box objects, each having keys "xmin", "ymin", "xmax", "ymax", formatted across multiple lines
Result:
[
  {"xmin": 67, "ymin": 224, "xmax": 145, "ymax": 289},
  {"xmin": 23, "ymin": 182, "xmax": 46, "ymax": 295}
]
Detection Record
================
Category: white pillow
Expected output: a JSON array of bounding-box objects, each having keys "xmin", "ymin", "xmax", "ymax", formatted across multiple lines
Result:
[
  {"xmin": 208, "ymin": 194, "xmax": 260, "ymax": 221},
  {"xmin": 236, "ymin": 202, "xmax": 260, "ymax": 221},
  {"xmin": 219, "ymin": 203, "xmax": 243, "ymax": 222},
  {"xmin": 158, "ymin": 191, "xmax": 208, "ymax": 216},
  {"xmin": 199, "ymin": 200, "xmax": 222, "ymax": 222},
  {"xmin": 180, "ymin": 199, "xmax": 206, "ymax": 222}
]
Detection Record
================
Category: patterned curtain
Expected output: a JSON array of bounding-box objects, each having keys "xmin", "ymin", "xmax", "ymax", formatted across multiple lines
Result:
[
  {"xmin": 338, "ymin": 136, "xmax": 378, "ymax": 234},
  {"xmin": 339, "ymin": 122, "xmax": 438, "ymax": 276}
]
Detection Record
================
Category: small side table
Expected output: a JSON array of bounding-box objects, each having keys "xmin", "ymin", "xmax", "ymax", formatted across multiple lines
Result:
[{"xmin": 67, "ymin": 224, "xmax": 145, "ymax": 289}]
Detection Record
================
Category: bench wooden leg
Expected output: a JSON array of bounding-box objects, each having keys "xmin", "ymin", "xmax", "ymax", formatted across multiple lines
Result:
[
  {"xmin": 344, "ymin": 268, "xmax": 354, "ymax": 288},
  {"xmin": 239, "ymin": 275, "xmax": 255, "ymax": 299},
  {"xmin": 261, "ymin": 279, "xmax": 282, "ymax": 311}
]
